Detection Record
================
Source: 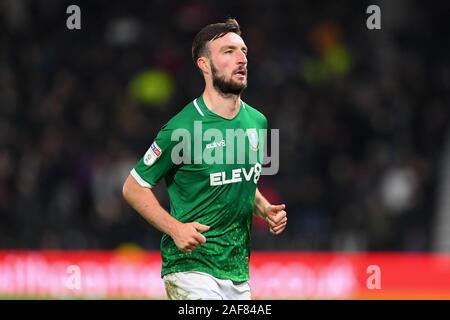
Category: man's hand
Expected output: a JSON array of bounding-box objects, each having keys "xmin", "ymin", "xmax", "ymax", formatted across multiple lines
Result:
[
  {"xmin": 265, "ymin": 204, "xmax": 287, "ymax": 235},
  {"xmin": 171, "ymin": 222, "xmax": 210, "ymax": 253}
]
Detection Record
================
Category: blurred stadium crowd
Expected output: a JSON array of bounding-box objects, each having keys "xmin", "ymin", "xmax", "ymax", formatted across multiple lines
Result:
[{"xmin": 1, "ymin": 0, "xmax": 449, "ymax": 251}]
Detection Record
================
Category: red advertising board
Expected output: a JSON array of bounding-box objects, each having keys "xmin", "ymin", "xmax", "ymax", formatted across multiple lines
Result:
[{"xmin": 1, "ymin": 251, "xmax": 449, "ymax": 299}]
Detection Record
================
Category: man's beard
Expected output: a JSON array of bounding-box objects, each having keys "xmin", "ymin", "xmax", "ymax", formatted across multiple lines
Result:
[{"xmin": 211, "ymin": 62, "xmax": 247, "ymax": 96}]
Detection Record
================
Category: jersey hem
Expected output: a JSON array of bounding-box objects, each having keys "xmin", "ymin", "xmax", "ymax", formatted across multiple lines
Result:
[{"xmin": 161, "ymin": 266, "xmax": 249, "ymax": 283}]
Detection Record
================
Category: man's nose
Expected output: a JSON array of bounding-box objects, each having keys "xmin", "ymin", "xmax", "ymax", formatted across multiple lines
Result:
[{"xmin": 237, "ymin": 51, "xmax": 247, "ymax": 65}]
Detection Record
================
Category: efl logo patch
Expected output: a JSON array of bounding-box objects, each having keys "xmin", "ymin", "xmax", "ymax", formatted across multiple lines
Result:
[
  {"xmin": 144, "ymin": 141, "xmax": 162, "ymax": 166},
  {"xmin": 150, "ymin": 142, "xmax": 161, "ymax": 156}
]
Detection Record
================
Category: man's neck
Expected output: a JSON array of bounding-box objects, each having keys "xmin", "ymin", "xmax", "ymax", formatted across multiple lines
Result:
[{"xmin": 202, "ymin": 87, "xmax": 241, "ymax": 120}]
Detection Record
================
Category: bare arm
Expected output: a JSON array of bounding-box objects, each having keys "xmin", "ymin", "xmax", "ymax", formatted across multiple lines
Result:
[
  {"xmin": 254, "ymin": 188, "xmax": 271, "ymax": 219},
  {"xmin": 122, "ymin": 174, "xmax": 209, "ymax": 252},
  {"xmin": 254, "ymin": 188, "xmax": 287, "ymax": 235}
]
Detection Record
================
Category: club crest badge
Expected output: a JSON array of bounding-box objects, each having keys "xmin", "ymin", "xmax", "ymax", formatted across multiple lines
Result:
[{"xmin": 246, "ymin": 128, "xmax": 259, "ymax": 151}]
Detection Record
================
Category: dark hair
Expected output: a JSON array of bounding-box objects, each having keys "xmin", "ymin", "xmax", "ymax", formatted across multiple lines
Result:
[{"xmin": 192, "ymin": 18, "xmax": 241, "ymax": 69}]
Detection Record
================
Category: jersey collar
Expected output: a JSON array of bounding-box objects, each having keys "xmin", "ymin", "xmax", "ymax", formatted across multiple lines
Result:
[{"xmin": 195, "ymin": 94, "xmax": 245, "ymax": 121}]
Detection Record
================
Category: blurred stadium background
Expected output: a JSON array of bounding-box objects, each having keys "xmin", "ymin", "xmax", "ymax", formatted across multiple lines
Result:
[{"xmin": 1, "ymin": 0, "xmax": 450, "ymax": 299}]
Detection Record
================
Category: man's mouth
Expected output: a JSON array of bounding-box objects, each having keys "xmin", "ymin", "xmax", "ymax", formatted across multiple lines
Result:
[{"xmin": 234, "ymin": 69, "xmax": 247, "ymax": 76}]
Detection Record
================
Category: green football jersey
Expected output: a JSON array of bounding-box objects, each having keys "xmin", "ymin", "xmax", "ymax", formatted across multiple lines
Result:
[{"xmin": 131, "ymin": 94, "xmax": 267, "ymax": 282}]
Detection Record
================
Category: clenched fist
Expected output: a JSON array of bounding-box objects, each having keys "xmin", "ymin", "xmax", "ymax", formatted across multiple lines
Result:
[
  {"xmin": 265, "ymin": 204, "xmax": 287, "ymax": 235},
  {"xmin": 171, "ymin": 222, "xmax": 210, "ymax": 253}
]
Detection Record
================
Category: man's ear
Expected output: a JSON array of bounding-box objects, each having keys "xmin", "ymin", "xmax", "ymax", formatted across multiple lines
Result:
[{"xmin": 197, "ymin": 57, "xmax": 210, "ymax": 75}]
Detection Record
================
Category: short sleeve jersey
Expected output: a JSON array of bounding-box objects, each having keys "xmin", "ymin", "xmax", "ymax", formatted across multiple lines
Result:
[{"xmin": 131, "ymin": 95, "xmax": 268, "ymax": 282}]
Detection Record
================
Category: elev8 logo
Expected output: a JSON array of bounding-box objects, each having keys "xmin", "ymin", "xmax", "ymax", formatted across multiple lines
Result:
[{"xmin": 210, "ymin": 163, "xmax": 262, "ymax": 186}]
